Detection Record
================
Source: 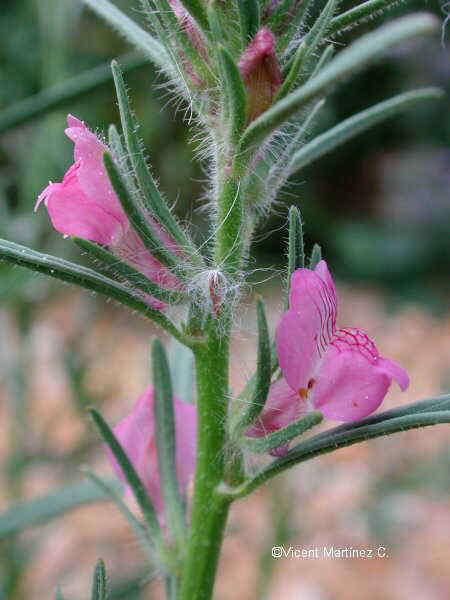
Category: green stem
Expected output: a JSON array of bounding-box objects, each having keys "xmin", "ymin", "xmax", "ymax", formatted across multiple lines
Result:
[{"xmin": 178, "ymin": 321, "xmax": 232, "ymax": 600}]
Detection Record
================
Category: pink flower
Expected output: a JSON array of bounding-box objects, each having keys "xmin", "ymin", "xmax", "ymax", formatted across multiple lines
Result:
[
  {"xmin": 35, "ymin": 115, "xmax": 180, "ymax": 307},
  {"xmin": 247, "ymin": 260, "xmax": 409, "ymax": 455},
  {"xmin": 237, "ymin": 28, "xmax": 282, "ymax": 123},
  {"xmin": 106, "ymin": 386, "xmax": 196, "ymax": 519}
]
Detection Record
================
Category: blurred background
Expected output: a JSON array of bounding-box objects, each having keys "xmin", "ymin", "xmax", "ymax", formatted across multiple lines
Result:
[{"xmin": 0, "ymin": 1, "xmax": 449, "ymax": 599}]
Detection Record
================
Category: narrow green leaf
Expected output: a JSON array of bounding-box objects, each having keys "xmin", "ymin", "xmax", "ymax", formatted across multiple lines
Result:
[
  {"xmin": 253, "ymin": 411, "xmax": 450, "ymax": 488},
  {"xmin": 82, "ymin": 468, "xmax": 155, "ymax": 560},
  {"xmin": 0, "ymin": 238, "xmax": 185, "ymax": 341},
  {"xmin": 234, "ymin": 298, "xmax": 271, "ymax": 432},
  {"xmin": 218, "ymin": 45, "xmax": 247, "ymax": 147},
  {"xmin": 238, "ymin": 0, "xmax": 260, "ymax": 44},
  {"xmin": 310, "ymin": 44, "xmax": 335, "ymax": 79},
  {"xmin": 82, "ymin": 0, "xmax": 169, "ymax": 69},
  {"xmin": 242, "ymin": 411, "xmax": 323, "ymax": 453},
  {"xmin": 110, "ymin": 61, "xmax": 201, "ymax": 268},
  {"xmin": 309, "ymin": 243, "xmax": 322, "ymax": 269},
  {"xmin": 276, "ymin": 42, "xmax": 307, "ymax": 102},
  {"xmin": 240, "ymin": 13, "xmax": 440, "ymax": 151},
  {"xmin": 108, "ymin": 123, "xmax": 137, "ymax": 195},
  {"xmin": 103, "ymin": 153, "xmax": 179, "ymax": 272},
  {"xmin": 92, "ymin": 559, "xmax": 107, "ymax": 600},
  {"xmin": 277, "ymin": 0, "xmax": 314, "ymax": 53},
  {"xmin": 0, "ymin": 53, "xmax": 146, "ymax": 134},
  {"xmin": 285, "ymin": 206, "xmax": 304, "ymax": 309},
  {"xmin": 330, "ymin": 0, "xmax": 403, "ymax": 37},
  {"xmin": 286, "ymin": 0, "xmax": 338, "ymax": 93},
  {"xmin": 74, "ymin": 237, "xmax": 185, "ymax": 305},
  {"xmin": 266, "ymin": 98, "xmax": 326, "ymax": 198},
  {"xmin": 289, "ymin": 87, "xmax": 445, "ymax": 173},
  {"xmin": 89, "ymin": 409, "xmax": 162, "ymax": 542},
  {"xmin": 225, "ymin": 407, "xmax": 450, "ymax": 499},
  {"xmin": 0, "ymin": 479, "xmax": 122, "ymax": 538},
  {"xmin": 311, "ymin": 394, "xmax": 450, "ymax": 444},
  {"xmin": 151, "ymin": 339, "xmax": 186, "ymax": 546},
  {"xmin": 178, "ymin": 0, "xmax": 210, "ymax": 34}
]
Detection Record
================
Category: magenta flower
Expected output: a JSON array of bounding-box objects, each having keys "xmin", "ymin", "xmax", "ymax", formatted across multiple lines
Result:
[
  {"xmin": 237, "ymin": 28, "xmax": 282, "ymax": 123},
  {"xmin": 106, "ymin": 386, "xmax": 196, "ymax": 519},
  {"xmin": 247, "ymin": 260, "xmax": 409, "ymax": 454},
  {"xmin": 35, "ymin": 115, "xmax": 180, "ymax": 307}
]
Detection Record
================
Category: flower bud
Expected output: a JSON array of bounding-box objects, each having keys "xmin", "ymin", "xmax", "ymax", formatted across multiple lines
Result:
[{"xmin": 237, "ymin": 28, "xmax": 282, "ymax": 123}]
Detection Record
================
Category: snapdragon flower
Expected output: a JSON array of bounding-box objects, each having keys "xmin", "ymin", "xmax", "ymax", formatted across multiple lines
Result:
[
  {"xmin": 247, "ymin": 261, "xmax": 409, "ymax": 454},
  {"xmin": 35, "ymin": 115, "xmax": 180, "ymax": 308}
]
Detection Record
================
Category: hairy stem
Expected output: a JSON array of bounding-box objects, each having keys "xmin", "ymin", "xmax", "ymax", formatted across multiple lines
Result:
[{"xmin": 178, "ymin": 321, "xmax": 232, "ymax": 600}]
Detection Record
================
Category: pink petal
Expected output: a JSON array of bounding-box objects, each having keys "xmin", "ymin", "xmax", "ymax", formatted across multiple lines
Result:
[
  {"xmin": 106, "ymin": 386, "xmax": 196, "ymax": 517},
  {"xmin": 312, "ymin": 328, "xmax": 408, "ymax": 421},
  {"xmin": 276, "ymin": 264, "xmax": 337, "ymax": 393},
  {"xmin": 41, "ymin": 165, "xmax": 124, "ymax": 245},
  {"xmin": 64, "ymin": 115, "xmax": 125, "ymax": 225},
  {"xmin": 246, "ymin": 377, "xmax": 307, "ymax": 456},
  {"xmin": 377, "ymin": 357, "xmax": 410, "ymax": 391}
]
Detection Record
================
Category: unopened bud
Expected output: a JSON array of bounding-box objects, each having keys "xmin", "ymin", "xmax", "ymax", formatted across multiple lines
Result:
[{"xmin": 238, "ymin": 28, "xmax": 282, "ymax": 123}]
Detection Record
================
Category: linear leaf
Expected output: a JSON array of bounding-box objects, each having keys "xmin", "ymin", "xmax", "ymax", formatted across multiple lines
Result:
[
  {"xmin": 74, "ymin": 237, "xmax": 185, "ymax": 305},
  {"xmin": 330, "ymin": 0, "xmax": 403, "ymax": 36},
  {"xmin": 242, "ymin": 411, "xmax": 323, "ymax": 453},
  {"xmin": 286, "ymin": 205, "xmax": 304, "ymax": 309},
  {"xmin": 295, "ymin": 0, "xmax": 338, "ymax": 87},
  {"xmin": 234, "ymin": 298, "xmax": 271, "ymax": 432},
  {"xmin": 0, "ymin": 479, "xmax": 122, "ymax": 538},
  {"xmin": 151, "ymin": 339, "xmax": 186, "ymax": 546},
  {"xmin": 310, "ymin": 44, "xmax": 335, "ymax": 79},
  {"xmin": 110, "ymin": 61, "xmax": 201, "ymax": 268},
  {"xmin": 0, "ymin": 53, "xmax": 146, "ymax": 134},
  {"xmin": 82, "ymin": 0, "xmax": 169, "ymax": 69},
  {"xmin": 289, "ymin": 87, "xmax": 444, "ymax": 173},
  {"xmin": 89, "ymin": 409, "xmax": 162, "ymax": 542},
  {"xmin": 309, "ymin": 243, "xmax": 322, "ymax": 269},
  {"xmin": 240, "ymin": 13, "xmax": 440, "ymax": 151},
  {"xmin": 227, "ymin": 408, "xmax": 450, "ymax": 498},
  {"xmin": 310, "ymin": 394, "xmax": 450, "ymax": 444},
  {"xmin": 0, "ymin": 238, "xmax": 185, "ymax": 341},
  {"xmin": 218, "ymin": 45, "xmax": 247, "ymax": 146},
  {"xmin": 92, "ymin": 559, "xmax": 107, "ymax": 600},
  {"xmin": 238, "ymin": 0, "xmax": 260, "ymax": 44}
]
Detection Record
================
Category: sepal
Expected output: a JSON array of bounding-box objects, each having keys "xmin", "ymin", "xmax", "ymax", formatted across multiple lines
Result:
[{"xmin": 151, "ymin": 339, "xmax": 187, "ymax": 548}]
